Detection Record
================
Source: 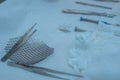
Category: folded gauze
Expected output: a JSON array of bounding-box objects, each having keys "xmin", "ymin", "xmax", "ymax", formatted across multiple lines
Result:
[{"xmin": 68, "ymin": 31, "xmax": 120, "ymax": 80}]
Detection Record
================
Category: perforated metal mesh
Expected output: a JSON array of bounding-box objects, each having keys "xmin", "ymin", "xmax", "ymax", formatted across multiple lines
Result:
[{"xmin": 5, "ymin": 37, "xmax": 54, "ymax": 65}]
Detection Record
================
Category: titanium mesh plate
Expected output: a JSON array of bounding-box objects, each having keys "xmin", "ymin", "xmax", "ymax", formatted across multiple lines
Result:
[{"xmin": 5, "ymin": 37, "xmax": 54, "ymax": 65}]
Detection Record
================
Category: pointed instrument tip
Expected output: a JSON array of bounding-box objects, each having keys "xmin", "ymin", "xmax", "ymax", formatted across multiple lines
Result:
[
  {"xmin": 33, "ymin": 23, "xmax": 37, "ymax": 27},
  {"xmin": 1, "ymin": 57, "xmax": 6, "ymax": 62},
  {"xmin": 30, "ymin": 23, "xmax": 37, "ymax": 30}
]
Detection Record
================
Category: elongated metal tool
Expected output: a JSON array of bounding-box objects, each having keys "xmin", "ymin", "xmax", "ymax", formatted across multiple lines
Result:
[
  {"xmin": 1, "ymin": 23, "xmax": 37, "ymax": 62},
  {"xmin": 94, "ymin": 0, "xmax": 120, "ymax": 3},
  {"xmin": 76, "ymin": 1, "xmax": 112, "ymax": 10},
  {"xmin": 80, "ymin": 16, "xmax": 99, "ymax": 24},
  {"xmin": 8, "ymin": 62, "xmax": 83, "ymax": 80},
  {"xmin": 80, "ymin": 16, "xmax": 120, "ymax": 27},
  {"xmin": 62, "ymin": 9, "xmax": 116, "ymax": 18}
]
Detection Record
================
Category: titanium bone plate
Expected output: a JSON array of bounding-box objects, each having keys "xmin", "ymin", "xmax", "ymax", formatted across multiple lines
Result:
[{"xmin": 5, "ymin": 37, "xmax": 54, "ymax": 65}]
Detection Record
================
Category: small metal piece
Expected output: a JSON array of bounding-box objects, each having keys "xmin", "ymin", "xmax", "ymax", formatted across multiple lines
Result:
[
  {"xmin": 74, "ymin": 26, "xmax": 86, "ymax": 32},
  {"xmin": 76, "ymin": 1, "xmax": 112, "ymax": 10},
  {"xmin": 62, "ymin": 9, "xmax": 116, "ymax": 18}
]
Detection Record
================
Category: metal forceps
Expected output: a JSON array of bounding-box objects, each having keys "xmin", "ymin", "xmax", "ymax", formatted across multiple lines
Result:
[
  {"xmin": 1, "ymin": 23, "xmax": 37, "ymax": 62},
  {"xmin": 8, "ymin": 61, "xmax": 83, "ymax": 80}
]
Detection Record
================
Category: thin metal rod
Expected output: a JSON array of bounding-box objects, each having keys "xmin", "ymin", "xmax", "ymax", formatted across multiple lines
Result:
[
  {"xmin": 80, "ymin": 17, "xmax": 99, "ymax": 24},
  {"xmin": 7, "ymin": 62, "xmax": 71, "ymax": 80},
  {"xmin": 62, "ymin": 9, "xmax": 116, "ymax": 18},
  {"xmin": 1, "ymin": 23, "xmax": 37, "ymax": 62},
  {"xmin": 101, "ymin": 21, "xmax": 120, "ymax": 27},
  {"xmin": 76, "ymin": 1, "xmax": 112, "ymax": 10},
  {"xmin": 23, "ymin": 65, "xmax": 83, "ymax": 78},
  {"xmin": 80, "ymin": 16, "xmax": 120, "ymax": 27},
  {"xmin": 94, "ymin": 0, "xmax": 120, "ymax": 3}
]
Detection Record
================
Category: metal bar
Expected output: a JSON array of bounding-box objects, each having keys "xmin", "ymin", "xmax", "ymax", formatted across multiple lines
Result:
[
  {"xmin": 7, "ymin": 62, "xmax": 70, "ymax": 80},
  {"xmin": 76, "ymin": 1, "xmax": 112, "ymax": 10},
  {"xmin": 94, "ymin": 0, "xmax": 120, "ymax": 2},
  {"xmin": 80, "ymin": 16, "xmax": 99, "ymax": 24},
  {"xmin": 24, "ymin": 65, "xmax": 83, "ymax": 78},
  {"xmin": 62, "ymin": 9, "xmax": 116, "ymax": 18},
  {"xmin": 101, "ymin": 21, "xmax": 120, "ymax": 27}
]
